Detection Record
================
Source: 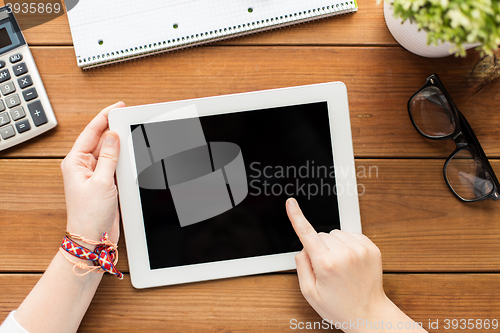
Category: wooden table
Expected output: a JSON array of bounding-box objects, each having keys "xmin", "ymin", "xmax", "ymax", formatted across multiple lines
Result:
[{"xmin": 1, "ymin": 1, "xmax": 499, "ymax": 332}]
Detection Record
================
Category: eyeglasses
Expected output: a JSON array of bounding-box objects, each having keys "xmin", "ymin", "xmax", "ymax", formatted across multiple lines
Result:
[{"xmin": 408, "ymin": 73, "xmax": 500, "ymax": 202}]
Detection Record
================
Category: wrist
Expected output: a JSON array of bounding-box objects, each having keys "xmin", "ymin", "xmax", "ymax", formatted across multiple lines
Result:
[
  {"xmin": 66, "ymin": 226, "xmax": 105, "ymax": 245},
  {"xmin": 343, "ymin": 297, "xmax": 426, "ymax": 333},
  {"xmin": 66, "ymin": 217, "xmax": 118, "ymax": 244},
  {"xmin": 56, "ymin": 250, "xmax": 104, "ymax": 283},
  {"xmin": 65, "ymin": 223, "xmax": 111, "ymax": 248},
  {"xmin": 342, "ymin": 296, "xmax": 404, "ymax": 333}
]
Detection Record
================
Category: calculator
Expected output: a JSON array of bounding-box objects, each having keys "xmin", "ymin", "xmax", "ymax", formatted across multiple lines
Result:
[{"xmin": 0, "ymin": 6, "xmax": 57, "ymax": 151}]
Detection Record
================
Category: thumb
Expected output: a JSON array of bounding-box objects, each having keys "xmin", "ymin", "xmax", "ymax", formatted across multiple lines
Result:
[{"xmin": 94, "ymin": 131, "xmax": 120, "ymax": 183}]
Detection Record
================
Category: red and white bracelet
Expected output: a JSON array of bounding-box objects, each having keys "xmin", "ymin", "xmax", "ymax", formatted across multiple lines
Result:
[{"xmin": 60, "ymin": 231, "xmax": 123, "ymax": 280}]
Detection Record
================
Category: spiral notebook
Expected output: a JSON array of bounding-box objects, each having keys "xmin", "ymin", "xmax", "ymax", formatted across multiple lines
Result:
[{"xmin": 66, "ymin": 0, "xmax": 358, "ymax": 69}]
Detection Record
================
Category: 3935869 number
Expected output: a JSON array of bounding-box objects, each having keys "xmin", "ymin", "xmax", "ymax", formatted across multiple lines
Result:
[
  {"xmin": 5, "ymin": 3, "xmax": 61, "ymax": 14},
  {"xmin": 443, "ymin": 319, "xmax": 498, "ymax": 330}
]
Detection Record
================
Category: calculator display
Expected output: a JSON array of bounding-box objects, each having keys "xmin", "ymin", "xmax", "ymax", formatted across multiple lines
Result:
[
  {"xmin": 0, "ymin": 28, "xmax": 12, "ymax": 49},
  {"xmin": 0, "ymin": 14, "xmax": 24, "ymax": 55}
]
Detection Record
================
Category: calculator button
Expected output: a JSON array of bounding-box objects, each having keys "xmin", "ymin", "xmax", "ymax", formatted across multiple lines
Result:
[
  {"xmin": 28, "ymin": 100, "xmax": 48, "ymax": 126},
  {"xmin": 0, "ymin": 100, "xmax": 5, "ymax": 112},
  {"xmin": 23, "ymin": 87, "xmax": 37, "ymax": 102},
  {"xmin": 10, "ymin": 106, "xmax": 25, "ymax": 121},
  {"xmin": 18, "ymin": 75, "xmax": 33, "ymax": 89},
  {"xmin": 5, "ymin": 94, "xmax": 20, "ymax": 108},
  {"xmin": 0, "ymin": 60, "xmax": 5, "ymax": 69},
  {"xmin": 13, "ymin": 62, "xmax": 28, "ymax": 77},
  {"xmin": 15, "ymin": 119, "xmax": 30, "ymax": 133},
  {"xmin": 0, "ymin": 69, "xmax": 11, "ymax": 83},
  {"xmin": 0, "ymin": 111, "xmax": 10, "ymax": 127},
  {"xmin": 0, "ymin": 81, "xmax": 15, "ymax": 95},
  {"xmin": 9, "ymin": 53, "xmax": 23, "ymax": 63},
  {"xmin": 0, "ymin": 124, "xmax": 15, "ymax": 139}
]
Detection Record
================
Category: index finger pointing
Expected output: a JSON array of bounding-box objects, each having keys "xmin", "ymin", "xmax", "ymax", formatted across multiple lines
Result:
[{"xmin": 286, "ymin": 198, "xmax": 328, "ymax": 260}]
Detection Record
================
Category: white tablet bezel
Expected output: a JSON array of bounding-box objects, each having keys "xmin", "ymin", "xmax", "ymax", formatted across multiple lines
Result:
[{"xmin": 109, "ymin": 82, "xmax": 361, "ymax": 289}]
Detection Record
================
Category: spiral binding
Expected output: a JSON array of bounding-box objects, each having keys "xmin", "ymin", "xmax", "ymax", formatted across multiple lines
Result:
[{"xmin": 79, "ymin": 2, "xmax": 357, "ymax": 69}]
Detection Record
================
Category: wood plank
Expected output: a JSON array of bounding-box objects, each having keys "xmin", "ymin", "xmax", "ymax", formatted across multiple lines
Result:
[
  {"xmin": 0, "ymin": 46, "xmax": 497, "ymax": 159},
  {"xmin": 9, "ymin": 0, "xmax": 395, "ymax": 46},
  {"xmin": 0, "ymin": 273, "xmax": 499, "ymax": 332},
  {"xmin": 358, "ymin": 159, "xmax": 500, "ymax": 272},
  {"xmin": 1, "ymin": 159, "xmax": 498, "ymax": 273}
]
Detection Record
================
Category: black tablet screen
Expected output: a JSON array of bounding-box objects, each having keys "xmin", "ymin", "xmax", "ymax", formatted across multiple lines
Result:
[{"xmin": 130, "ymin": 102, "xmax": 340, "ymax": 270}]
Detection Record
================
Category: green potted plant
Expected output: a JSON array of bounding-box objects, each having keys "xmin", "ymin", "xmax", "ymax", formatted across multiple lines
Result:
[{"xmin": 384, "ymin": 0, "xmax": 500, "ymax": 57}]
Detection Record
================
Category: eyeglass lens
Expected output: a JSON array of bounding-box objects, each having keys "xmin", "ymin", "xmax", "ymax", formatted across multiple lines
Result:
[
  {"xmin": 446, "ymin": 148, "xmax": 495, "ymax": 200},
  {"xmin": 409, "ymin": 86, "xmax": 456, "ymax": 138}
]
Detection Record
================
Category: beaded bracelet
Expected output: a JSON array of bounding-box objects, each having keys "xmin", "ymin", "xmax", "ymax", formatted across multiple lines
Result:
[{"xmin": 61, "ymin": 232, "xmax": 123, "ymax": 279}]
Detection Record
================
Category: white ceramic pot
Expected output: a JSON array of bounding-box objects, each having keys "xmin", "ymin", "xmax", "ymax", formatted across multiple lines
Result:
[{"xmin": 383, "ymin": 1, "xmax": 480, "ymax": 58}]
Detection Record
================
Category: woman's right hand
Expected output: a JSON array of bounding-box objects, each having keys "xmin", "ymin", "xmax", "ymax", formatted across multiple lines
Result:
[{"xmin": 286, "ymin": 198, "xmax": 426, "ymax": 333}]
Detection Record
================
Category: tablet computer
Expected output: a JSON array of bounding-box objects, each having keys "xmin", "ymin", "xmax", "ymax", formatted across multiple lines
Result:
[{"xmin": 109, "ymin": 82, "xmax": 361, "ymax": 288}]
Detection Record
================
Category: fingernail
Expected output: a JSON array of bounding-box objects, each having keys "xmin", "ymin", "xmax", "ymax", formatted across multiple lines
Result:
[
  {"xmin": 287, "ymin": 198, "xmax": 298, "ymax": 207},
  {"xmin": 105, "ymin": 132, "xmax": 117, "ymax": 146}
]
